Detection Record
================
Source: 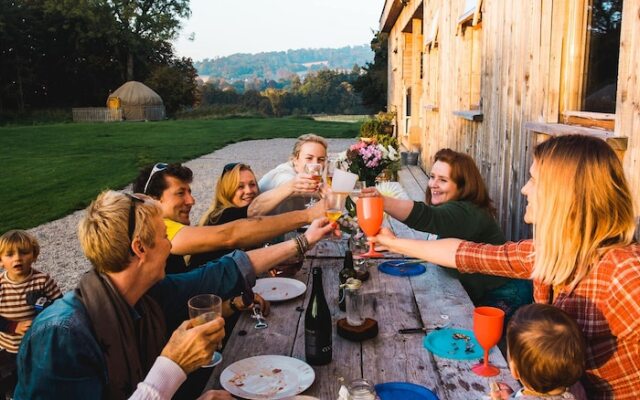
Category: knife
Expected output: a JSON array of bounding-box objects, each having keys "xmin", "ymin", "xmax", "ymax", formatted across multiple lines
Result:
[{"xmin": 398, "ymin": 327, "xmax": 427, "ymax": 334}]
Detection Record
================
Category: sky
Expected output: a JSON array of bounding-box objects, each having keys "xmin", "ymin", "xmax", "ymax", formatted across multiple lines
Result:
[{"xmin": 172, "ymin": 0, "xmax": 384, "ymax": 61}]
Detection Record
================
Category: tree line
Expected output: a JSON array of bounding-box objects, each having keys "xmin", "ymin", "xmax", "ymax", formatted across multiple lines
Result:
[
  {"xmin": 0, "ymin": 0, "xmax": 195, "ymax": 117},
  {"xmin": 0, "ymin": 0, "xmax": 388, "ymax": 121}
]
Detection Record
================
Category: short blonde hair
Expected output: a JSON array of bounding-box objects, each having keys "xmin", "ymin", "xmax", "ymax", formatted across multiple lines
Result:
[
  {"xmin": 78, "ymin": 191, "xmax": 161, "ymax": 273},
  {"xmin": 290, "ymin": 133, "xmax": 328, "ymax": 160},
  {"xmin": 532, "ymin": 135, "xmax": 636, "ymax": 288},
  {"xmin": 199, "ymin": 163, "xmax": 257, "ymax": 226},
  {"xmin": 0, "ymin": 230, "xmax": 40, "ymax": 259}
]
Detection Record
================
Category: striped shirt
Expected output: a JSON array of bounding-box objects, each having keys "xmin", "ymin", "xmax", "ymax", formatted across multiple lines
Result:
[
  {"xmin": 456, "ymin": 240, "xmax": 640, "ymax": 399},
  {"xmin": 0, "ymin": 269, "xmax": 62, "ymax": 353}
]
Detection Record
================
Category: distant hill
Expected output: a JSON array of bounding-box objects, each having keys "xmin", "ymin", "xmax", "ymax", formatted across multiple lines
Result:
[{"xmin": 194, "ymin": 45, "xmax": 373, "ymax": 81}]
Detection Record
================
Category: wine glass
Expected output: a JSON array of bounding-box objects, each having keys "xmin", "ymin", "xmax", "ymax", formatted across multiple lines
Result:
[
  {"xmin": 350, "ymin": 181, "xmax": 366, "ymax": 204},
  {"xmin": 325, "ymin": 191, "xmax": 348, "ymax": 239},
  {"xmin": 304, "ymin": 163, "xmax": 323, "ymax": 207},
  {"xmin": 356, "ymin": 196, "xmax": 384, "ymax": 258},
  {"xmin": 188, "ymin": 294, "xmax": 223, "ymax": 368},
  {"xmin": 324, "ymin": 155, "xmax": 340, "ymax": 188},
  {"xmin": 471, "ymin": 306, "xmax": 505, "ymax": 377}
]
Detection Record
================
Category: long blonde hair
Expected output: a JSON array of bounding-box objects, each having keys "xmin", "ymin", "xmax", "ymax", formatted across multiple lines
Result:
[
  {"xmin": 531, "ymin": 135, "xmax": 636, "ymax": 289},
  {"xmin": 199, "ymin": 163, "xmax": 257, "ymax": 226}
]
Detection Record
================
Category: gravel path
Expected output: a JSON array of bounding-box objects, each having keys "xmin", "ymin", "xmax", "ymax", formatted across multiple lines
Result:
[{"xmin": 27, "ymin": 138, "xmax": 354, "ymax": 292}]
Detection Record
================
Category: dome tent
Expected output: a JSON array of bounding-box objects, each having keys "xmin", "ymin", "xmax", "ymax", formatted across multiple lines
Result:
[{"xmin": 106, "ymin": 81, "xmax": 165, "ymax": 121}]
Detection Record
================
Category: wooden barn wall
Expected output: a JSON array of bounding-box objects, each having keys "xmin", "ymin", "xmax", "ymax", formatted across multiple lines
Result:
[
  {"xmin": 385, "ymin": 0, "xmax": 640, "ymax": 241},
  {"xmin": 616, "ymin": 0, "xmax": 640, "ymax": 237}
]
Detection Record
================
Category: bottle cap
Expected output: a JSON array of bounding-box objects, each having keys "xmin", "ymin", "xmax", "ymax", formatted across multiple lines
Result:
[{"xmin": 340, "ymin": 277, "xmax": 362, "ymax": 290}]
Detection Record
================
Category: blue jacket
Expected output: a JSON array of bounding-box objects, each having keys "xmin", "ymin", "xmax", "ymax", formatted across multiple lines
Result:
[{"xmin": 14, "ymin": 251, "xmax": 254, "ymax": 399}]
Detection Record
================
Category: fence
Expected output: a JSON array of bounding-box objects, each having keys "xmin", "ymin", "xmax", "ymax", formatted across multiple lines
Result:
[{"xmin": 72, "ymin": 108, "xmax": 122, "ymax": 122}]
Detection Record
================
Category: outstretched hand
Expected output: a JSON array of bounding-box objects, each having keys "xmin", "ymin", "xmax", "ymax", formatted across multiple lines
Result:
[
  {"xmin": 161, "ymin": 317, "xmax": 225, "ymax": 374},
  {"xmin": 303, "ymin": 217, "xmax": 335, "ymax": 247},
  {"xmin": 368, "ymin": 227, "xmax": 396, "ymax": 252},
  {"xmin": 290, "ymin": 172, "xmax": 320, "ymax": 196}
]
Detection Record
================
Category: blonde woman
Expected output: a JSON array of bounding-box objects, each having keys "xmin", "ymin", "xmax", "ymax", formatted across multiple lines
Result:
[
  {"xmin": 371, "ymin": 135, "xmax": 639, "ymax": 399},
  {"xmin": 250, "ymin": 133, "xmax": 328, "ymax": 216}
]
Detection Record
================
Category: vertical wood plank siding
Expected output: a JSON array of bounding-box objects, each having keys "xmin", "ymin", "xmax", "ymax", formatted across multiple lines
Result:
[{"xmin": 382, "ymin": 0, "xmax": 640, "ymax": 240}]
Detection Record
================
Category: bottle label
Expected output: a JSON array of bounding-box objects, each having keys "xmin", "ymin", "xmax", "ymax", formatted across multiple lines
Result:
[{"xmin": 305, "ymin": 329, "xmax": 332, "ymax": 354}]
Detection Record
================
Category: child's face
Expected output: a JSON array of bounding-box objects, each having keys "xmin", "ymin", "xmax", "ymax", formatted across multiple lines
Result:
[{"xmin": 1, "ymin": 247, "xmax": 36, "ymax": 281}]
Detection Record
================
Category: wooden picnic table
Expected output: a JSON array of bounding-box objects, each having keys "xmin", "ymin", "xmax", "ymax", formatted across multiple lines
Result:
[{"xmin": 205, "ymin": 168, "xmax": 520, "ymax": 398}]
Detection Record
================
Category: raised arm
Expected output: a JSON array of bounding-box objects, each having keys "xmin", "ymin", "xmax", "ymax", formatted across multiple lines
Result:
[
  {"xmin": 249, "ymin": 172, "xmax": 319, "ymax": 217},
  {"xmin": 245, "ymin": 218, "xmax": 334, "ymax": 274},
  {"xmin": 170, "ymin": 205, "xmax": 325, "ymax": 255},
  {"xmin": 370, "ymin": 227, "xmax": 461, "ymax": 267}
]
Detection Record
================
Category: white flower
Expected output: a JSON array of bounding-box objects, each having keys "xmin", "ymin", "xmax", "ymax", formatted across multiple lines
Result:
[
  {"xmin": 387, "ymin": 146, "xmax": 399, "ymax": 161},
  {"xmin": 335, "ymin": 150, "xmax": 348, "ymax": 162},
  {"xmin": 377, "ymin": 144, "xmax": 388, "ymax": 159}
]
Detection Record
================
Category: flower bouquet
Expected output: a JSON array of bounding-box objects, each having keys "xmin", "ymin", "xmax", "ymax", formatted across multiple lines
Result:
[{"xmin": 340, "ymin": 138, "xmax": 400, "ymax": 187}]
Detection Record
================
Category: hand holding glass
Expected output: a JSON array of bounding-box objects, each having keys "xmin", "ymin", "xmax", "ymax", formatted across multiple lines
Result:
[
  {"xmin": 356, "ymin": 196, "xmax": 384, "ymax": 258},
  {"xmin": 471, "ymin": 306, "xmax": 505, "ymax": 377},
  {"xmin": 304, "ymin": 163, "xmax": 323, "ymax": 207},
  {"xmin": 188, "ymin": 294, "xmax": 223, "ymax": 368}
]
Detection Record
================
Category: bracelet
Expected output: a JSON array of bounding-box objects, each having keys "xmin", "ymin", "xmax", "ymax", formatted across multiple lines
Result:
[
  {"xmin": 229, "ymin": 297, "xmax": 242, "ymax": 313},
  {"xmin": 294, "ymin": 234, "xmax": 309, "ymax": 256},
  {"xmin": 293, "ymin": 236, "xmax": 304, "ymax": 256}
]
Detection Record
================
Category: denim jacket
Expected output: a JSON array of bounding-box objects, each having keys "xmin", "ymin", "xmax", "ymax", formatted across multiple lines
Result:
[{"xmin": 14, "ymin": 251, "xmax": 254, "ymax": 399}]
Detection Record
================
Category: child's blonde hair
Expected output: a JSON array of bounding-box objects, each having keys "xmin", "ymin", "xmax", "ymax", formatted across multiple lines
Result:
[{"xmin": 0, "ymin": 230, "xmax": 40, "ymax": 259}]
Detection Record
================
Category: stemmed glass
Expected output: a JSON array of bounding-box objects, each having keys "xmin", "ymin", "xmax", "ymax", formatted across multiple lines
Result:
[
  {"xmin": 356, "ymin": 196, "xmax": 384, "ymax": 258},
  {"xmin": 471, "ymin": 306, "xmax": 505, "ymax": 377},
  {"xmin": 304, "ymin": 163, "xmax": 323, "ymax": 207},
  {"xmin": 188, "ymin": 294, "xmax": 223, "ymax": 368},
  {"xmin": 325, "ymin": 191, "xmax": 348, "ymax": 238}
]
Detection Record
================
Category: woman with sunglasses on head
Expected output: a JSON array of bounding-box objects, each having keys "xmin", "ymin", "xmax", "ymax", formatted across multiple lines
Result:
[
  {"xmin": 189, "ymin": 163, "xmax": 260, "ymax": 267},
  {"xmin": 371, "ymin": 135, "xmax": 640, "ymax": 399},
  {"xmin": 367, "ymin": 148, "xmax": 532, "ymax": 320}
]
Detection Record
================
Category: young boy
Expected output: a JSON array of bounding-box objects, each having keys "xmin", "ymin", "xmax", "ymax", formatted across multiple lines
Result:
[
  {"xmin": 501, "ymin": 303, "xmax": 586, "ymax": 399},
  {"xmin": 0, "ymin": 230, "xmax": 62, "ymax": 394}
]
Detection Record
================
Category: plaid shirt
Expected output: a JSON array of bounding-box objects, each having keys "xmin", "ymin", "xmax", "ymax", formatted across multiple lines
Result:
[{"xmin": 456, "ymin": 240, "xmax": 640, "ymax": 399}]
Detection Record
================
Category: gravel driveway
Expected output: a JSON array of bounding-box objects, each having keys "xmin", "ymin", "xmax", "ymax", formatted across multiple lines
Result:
[{"xmin": 27, "ymin": 138, "xmax": 354, "ymax": 292}]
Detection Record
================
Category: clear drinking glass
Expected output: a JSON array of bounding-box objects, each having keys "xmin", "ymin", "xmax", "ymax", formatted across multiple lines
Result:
[
  {"xmin": 348, "ymin": 378, "xmax": 378, "ymax": 400},
  {"xmin": 304, "ymin": 163, "xmax": 323, "ymax": 207},
  {"xmin": 188, "ymin": 294, "xmax": 223, "ymax": 368},
  {"xmin": 345, "ymin": 283, "xmax": 365, "ymax": 327}
]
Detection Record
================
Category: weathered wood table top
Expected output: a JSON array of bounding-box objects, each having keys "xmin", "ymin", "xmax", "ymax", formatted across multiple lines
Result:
[{"xmin": 206, "ymin": 230, "xmax": 519, "ymax": 399}]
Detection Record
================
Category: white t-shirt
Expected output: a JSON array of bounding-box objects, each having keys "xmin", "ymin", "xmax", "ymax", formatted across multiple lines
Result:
[{"xmin": 258, "ymin": 161, "xmax": 308, "ymax": 214}]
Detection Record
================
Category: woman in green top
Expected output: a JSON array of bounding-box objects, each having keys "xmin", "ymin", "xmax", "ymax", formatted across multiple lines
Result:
[{"xmin": 379, "ymin": 148, "xmax": 531, "ymax": 318}]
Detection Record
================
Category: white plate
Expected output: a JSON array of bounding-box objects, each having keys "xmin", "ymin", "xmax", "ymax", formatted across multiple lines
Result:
[
  {"xmin": 220, "ymin": 355, "xmax": 315, "ymax": 399},
  {"xmin": 253, "ymin": 278, "xmax": 306, "ymax": 302}
]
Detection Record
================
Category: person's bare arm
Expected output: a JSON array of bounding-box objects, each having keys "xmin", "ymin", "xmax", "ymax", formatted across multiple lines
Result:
[
  {"xmin": 245, "ymin": 218, "xmax": 334, "ymax": 274},
  {"xmin": 370, "ymin": 227, "xmax": 461, "ymax": 268},
  {"xmin": 361, "ymin": 188, "xmax": 414, "ymax": 221},
  {"xmin": 170, "ymin": 205, "xmax": 325, "ymax": 255},
  {"xmin": 248, "ymin": 173, "xmax": 318, "ymax": 217}
]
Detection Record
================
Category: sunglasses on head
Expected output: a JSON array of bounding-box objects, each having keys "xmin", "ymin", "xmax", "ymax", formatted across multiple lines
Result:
[
  {"xmin": 126, "ymin": 194, "xmax": 145, "ymax": 256},
  {"xmin": 222, "ymin": 162, "xmax": 240, "ymax": 175},
  {"xmin": 143, "ymin": 163, "xmax": 168, "ymax": 194}
]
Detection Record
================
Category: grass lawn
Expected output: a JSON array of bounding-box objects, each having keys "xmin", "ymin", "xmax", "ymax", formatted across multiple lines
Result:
[{"xmin": 0, "ymin": 117, "xmax": 359, "ymax": 233}]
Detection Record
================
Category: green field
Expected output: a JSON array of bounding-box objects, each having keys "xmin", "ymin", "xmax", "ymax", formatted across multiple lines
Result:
[{"xmin": 0, "ymin": 117, "xmax": 359, "ymax": 233}]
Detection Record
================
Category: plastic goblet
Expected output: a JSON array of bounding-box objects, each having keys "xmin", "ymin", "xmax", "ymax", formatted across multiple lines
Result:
[
  {"xmin": 356, "ymin": 196, "xmax": 384, "ymax": 258},
  {"xmin": 471, "ymin": 306, "xmax": 505, "ymax": 377}
]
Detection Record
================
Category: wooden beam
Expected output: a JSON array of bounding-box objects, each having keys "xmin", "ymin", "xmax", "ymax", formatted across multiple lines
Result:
[
  {"xmin": 453, "ymin": 110, "xmax": 483, "ymax": 121},
  {"xmin": 524, "ymin": 121, "xmax": 628, "ymax": 159}
]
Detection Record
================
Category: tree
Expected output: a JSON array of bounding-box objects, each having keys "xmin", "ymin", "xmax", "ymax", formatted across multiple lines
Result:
[
  {"xmin": 354, "ymin": 31, "xmax": 388, "ymax": 113},
  {"xmin": 145, "ymin": 57, "xmax": 198, "ymax": 115},
  {"xmin": 103, "ymin": 0, "xmax": 191, "ymax": 80}
]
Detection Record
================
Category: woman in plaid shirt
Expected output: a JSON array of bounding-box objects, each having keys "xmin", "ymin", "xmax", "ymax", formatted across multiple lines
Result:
[{"xmin": 372, "ymin": 135, "xmax": 639, "ymax": 399}]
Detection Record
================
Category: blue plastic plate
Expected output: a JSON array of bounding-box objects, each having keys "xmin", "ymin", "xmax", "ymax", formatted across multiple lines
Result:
[
  {"xmin": 375, "ymin": 382, "xmax": 439, "ymax": 400},
  {"xmin": 423, "ymin": 328, "xmax": 484, "ymax": 360},
  {"xmin": 378, "ymin": 260, "xmax": 426, "ymax": 276}
]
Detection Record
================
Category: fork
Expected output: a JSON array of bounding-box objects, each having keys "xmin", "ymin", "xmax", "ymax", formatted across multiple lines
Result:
[{"xmin": 251, "ymin": 304, "xmax": 268, "ymax": 329}]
